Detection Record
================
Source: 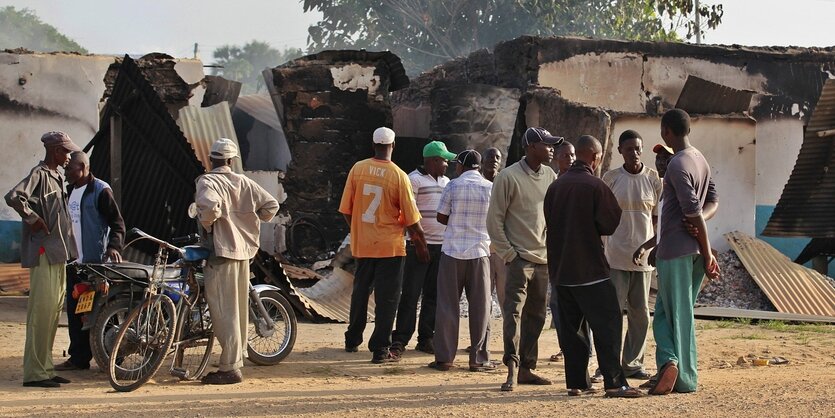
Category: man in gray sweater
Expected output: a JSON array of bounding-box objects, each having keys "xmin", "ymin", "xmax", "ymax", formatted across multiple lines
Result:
[{"xmin": 487, "ymin": 127, "xmax": 562, "ymax": 391}]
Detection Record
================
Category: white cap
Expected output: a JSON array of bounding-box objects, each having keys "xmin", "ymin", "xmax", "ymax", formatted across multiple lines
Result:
[
  {"xmin": 372, "ymin": 127, "xmax": 395, "ymax": 144},
  {"xmin": 210, "ymin": 138, "xmax": 239, "ymax": 159}
]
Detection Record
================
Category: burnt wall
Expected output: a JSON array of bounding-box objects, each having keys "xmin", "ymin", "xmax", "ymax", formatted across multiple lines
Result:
[{"xmin": 272, "ymin": 51, "xmax": 408, "ymax": 245}]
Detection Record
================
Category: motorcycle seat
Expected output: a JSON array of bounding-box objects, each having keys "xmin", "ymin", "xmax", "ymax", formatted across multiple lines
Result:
[{"xmin": 98, "ymin": 262, "xmax": 182, "ymax": 281}]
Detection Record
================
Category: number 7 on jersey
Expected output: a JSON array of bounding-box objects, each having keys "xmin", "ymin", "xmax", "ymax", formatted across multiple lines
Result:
[{"xmin": 361, "ymin": 184, "xmax": 383, "ymax": 223}]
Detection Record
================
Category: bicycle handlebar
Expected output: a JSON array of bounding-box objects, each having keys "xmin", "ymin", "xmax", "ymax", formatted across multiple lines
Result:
[{"xmin": 127, "ymin": 228, "xmax": 183, "ymax": 253}]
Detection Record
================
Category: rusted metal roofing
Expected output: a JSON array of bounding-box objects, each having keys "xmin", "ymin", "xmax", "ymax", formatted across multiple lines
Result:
[
  {"xmin": 200, "ymin": 75, "xmax": 242, "ymax": 109},
  {"xmin": 725, "ymin": 231, "xmax": 835, "ymax": 317},
  {"xmin": 0, "ymin": 264, "xmax": 29, "ymax": 294},
  {"xmin": 292, "ymin": 267, "xmax": 375, "ymax": 323},
  {"xmin": 177, "ymin": 102, "xmax": 243, "ymax": 173},
  {"xmin": 87, "ymin": 55, "xmax": 204, "ymax": 259},
  {"xmin": 675, "ymin": 76, "xmax": 754, "ymax": 115},
  {"xmin": 763, "ymin": 78, "xmax": 835, "ymax": 237}
]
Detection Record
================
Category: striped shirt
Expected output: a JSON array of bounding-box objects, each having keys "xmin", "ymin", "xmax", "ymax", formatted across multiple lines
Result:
[
  {"xmin": 437, "ymin": 170, "xmax": 492, "ymax": 260},
  {"xmin": 409, "ymin": 168, "xmax": 449, "ymax": 245}
]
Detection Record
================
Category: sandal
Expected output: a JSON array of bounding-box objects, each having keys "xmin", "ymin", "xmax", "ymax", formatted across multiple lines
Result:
[
  {"xmin": 500, "ymin": 382, "xmax": 514, "ymax": 392},
  {"xmin": 567, "ymin": 386, "xmax": 600, "ymax": 396},
  {"xmin": 427, "ymin": 361, "xmax": 454, "ymax": 371},
  {"xmin": 649, "ymin": 361, "xmax": 678, "ymax": 395},
  {"xmin": 604, "ymin": 386, "xmax": 645, "ymax": 398},
  {"xmin": 469, "ymin": 363, "xmax": 498, "ymax": 372},
  {"xmin": 549, "ymin": 352, "xmax": 564, "ymax": 362}
]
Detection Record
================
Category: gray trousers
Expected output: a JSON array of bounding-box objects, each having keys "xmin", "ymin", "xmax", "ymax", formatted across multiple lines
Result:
[
  {"xmin": 502, "ymin": 257, "xmax": 548, "ymax": 369},
  {"xmin": 434, "ymin": 254, "xmax": 490, "ymax": 366},
  {"xmin": 205, "ymin": 257, "xmax": 249, "ymax": 373},
  {"xmin": 610, "ymin": 269, "xmax": 652, "ymax": 375}
]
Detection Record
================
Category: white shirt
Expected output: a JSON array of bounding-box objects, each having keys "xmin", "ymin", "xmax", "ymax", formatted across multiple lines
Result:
[
  {"xmin": 408, "ymin": 169, "xmax": 449, "ymax": 245},
  {"xmin": 68, "ymin": 186, "xmax": 84, "ymax": 262}
]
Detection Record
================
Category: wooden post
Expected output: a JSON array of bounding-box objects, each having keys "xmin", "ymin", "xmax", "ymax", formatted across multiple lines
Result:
[{"xmin": 110, "ymin": 114, "xmax": 122, "ymax": 208}]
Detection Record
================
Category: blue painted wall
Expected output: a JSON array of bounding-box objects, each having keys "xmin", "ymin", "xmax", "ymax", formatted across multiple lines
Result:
[
  {"xmin": 755, "ymin": 205, "xmax": 835, "ymax": 277},
  {"xmin": 0, "ymin": 220, "xmax": 21, "ymax": 263}
]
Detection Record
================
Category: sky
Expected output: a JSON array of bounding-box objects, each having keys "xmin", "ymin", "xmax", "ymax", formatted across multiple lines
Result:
[{"xmin": 1, "ymin": 0, "xmax": 834, "ymax": 61}]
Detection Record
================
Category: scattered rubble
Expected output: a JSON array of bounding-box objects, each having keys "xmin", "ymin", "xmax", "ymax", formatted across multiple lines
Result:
[{"xmin": 697, "ymin": 251, "xmax": 776, "ymax": 311}]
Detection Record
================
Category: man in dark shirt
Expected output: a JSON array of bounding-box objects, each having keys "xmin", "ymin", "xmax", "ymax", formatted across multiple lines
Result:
[{"xmin": 544, "ymin": 135, "xmax": 642, "ymax": 398}]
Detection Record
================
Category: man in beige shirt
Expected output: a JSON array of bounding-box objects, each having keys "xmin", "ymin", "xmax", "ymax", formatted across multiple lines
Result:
[{"xmin": 195, "ymin": 138, "xmax": 279, "ymax": 384}]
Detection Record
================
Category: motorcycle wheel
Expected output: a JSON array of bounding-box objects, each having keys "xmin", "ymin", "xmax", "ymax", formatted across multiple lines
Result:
[
  {"xmin": 171, "ymin": 294, "xmax": 214, "ymax": 380},
  {"xmin": 246, "ymin": 290, "xmax": 297, "ymax": 365},
  {"xmin": 108, "ymin": 294, "xmax": 176, "ymax": 392},
  {"xmin": 90, "ymin": 298, "xmax": 133, "ymax": 371}
]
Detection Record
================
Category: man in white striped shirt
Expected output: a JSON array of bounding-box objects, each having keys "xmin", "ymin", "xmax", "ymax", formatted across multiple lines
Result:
[
  {"xmin": 431, "ymin": 150, "xmax": 494, "ymax": 371},
  {"xmin": 391, "ymin": 141, "xmax": 456, "ymax": 356}
]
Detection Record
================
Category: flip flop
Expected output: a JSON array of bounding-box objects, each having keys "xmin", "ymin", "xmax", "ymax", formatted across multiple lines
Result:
[
  {"xmin": 604, "ymin": 386, "xmax": 645, "ymax": 398},
  {"xmin": 500, "ymin": 382, "xmax": 514, "ymax": 392},
  {"xmin": 549, "ymin": 352, "xmax": 564, "ymax": 362},
  {"xmin": 649, "ymin": 361, "xmax": 678, "ymax": 395},
  {"xmin": 469, "ymin": 363, "xmax": 498, "ymax": 372}
]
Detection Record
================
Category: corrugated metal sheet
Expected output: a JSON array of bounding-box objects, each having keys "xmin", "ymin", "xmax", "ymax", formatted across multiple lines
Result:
[
  {"xmin": 177, "ymin": 102, "xmax": 243, "ymax": 173},
  {"xmin": 201, "ymin": 75, "xmax": 242, "ymax": 109},
  {"xmin": 235, "ymin": 94, "xmax": 282, "ymax": 131},
  {"xmin": 675, "ymin": 76, "xmax": 754, "ymax": 115},
  {"xmin": 291, "ymin": 267, "xmax": 375, "ymax": 323},
  {"xmin": 764, "ymin": 78, "xmax": 835, "ymax": 237},
  {"xmin": 725, "ymin": 231, "xmax": 835, "ymax": 317},
  {"xmin": 87, "ymin": 55, "xmax": 205, "ymax": 260},
  {"xmin": 0, "ymin": 264, "xmax": 29, "ymax": 294},
  {"xmin": 694, "ymin": 306, "xmax": 835, "ymax": 323}
]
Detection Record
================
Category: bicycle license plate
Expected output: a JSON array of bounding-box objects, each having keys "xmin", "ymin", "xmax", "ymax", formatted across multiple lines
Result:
[{"xmin": 75, "ymin": 290, "xmax": 95, "ymax": 314}]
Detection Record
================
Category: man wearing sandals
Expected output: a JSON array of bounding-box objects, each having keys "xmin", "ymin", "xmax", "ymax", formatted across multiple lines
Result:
[
  {"xmin": 650, "ymin": 110, "xmax": 720, "ymax": 395},
  {"xmin": 544, "ymin": 135, "xmax": 643, "ymax": 398},
  {"xmin": 487, "ymin": 127, "xmax": 561, "ymax": 391},
  {"xmin": 431, "ymin": 150, "xmax": 494, "ymax": 372},
  {"xmin": 195, "ymin": 138, "xmax": 279, "ymax": 384}
]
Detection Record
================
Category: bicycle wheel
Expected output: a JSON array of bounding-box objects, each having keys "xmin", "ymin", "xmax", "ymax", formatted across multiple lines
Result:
[
  {"xmin": 108, "ymin": 294, "xmax": 176, "ymax": 392},
  {"xmin": 171, "ymin": 296, "xmax": 214, "ymax": 381},
  {"xmin": 247, "ymin": 290, "xmax": 297, "ymax": 365}
]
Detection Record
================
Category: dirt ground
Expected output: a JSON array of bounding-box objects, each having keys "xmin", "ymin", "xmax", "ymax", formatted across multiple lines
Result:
[{"xmin": 0, "ymin": 296, "xmax": 833, "ymax": 418}]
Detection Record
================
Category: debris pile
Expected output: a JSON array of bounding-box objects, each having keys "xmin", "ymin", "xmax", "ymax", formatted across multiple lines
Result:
[{"xmin": 697, "ymin": 250, "xmax": 776, "ymax": 311}]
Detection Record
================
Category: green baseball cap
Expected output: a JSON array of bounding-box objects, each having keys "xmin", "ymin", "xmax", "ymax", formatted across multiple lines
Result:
[{"xmin": 423, "ymin": 141, "xmax": 456, "ymax": 160}]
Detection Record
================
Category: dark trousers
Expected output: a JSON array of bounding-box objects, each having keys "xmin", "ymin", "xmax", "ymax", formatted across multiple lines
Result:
[
  {"xmin": 345, "ymin": 257, "xmax": 405, "ymax": 355},
  {"xmin": 550, "ymin": 282, "xmax": 592, "ymax": 356},
  {"xmin": 502, "ymin": 258, "xmax": 548, "ymax": 369},
  {"xmin": 65, "ymin": 267, "xmax": 92, "ymax": 368},
  {"xmin": 557, "ymin": 280, "xmax": 627, "ymax": 390},
  {"xmin": 392, "ymin": 243, "xmax": 441, "ymax": 346}
]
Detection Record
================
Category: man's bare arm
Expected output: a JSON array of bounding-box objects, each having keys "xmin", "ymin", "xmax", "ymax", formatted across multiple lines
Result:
[
  {"xmin": 687, "ymin": 214, "xmax": 720, "ymax": 280},
  {"xmin": 406, "ymin": 222, "xmax": 430, "ymax": 263},
  {"xmin": 436, "ymin": 213, "xmax": 449, "ymax": 225},
  {"xmin": 343, "ymin": 213, "xmax": 352, "ymax": 226}
]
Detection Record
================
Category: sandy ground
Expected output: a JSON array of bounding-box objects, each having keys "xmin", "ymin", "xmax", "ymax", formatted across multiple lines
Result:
[{"xmin": 0, "ymin": 296, "xmax": 834, "ymax": 417}]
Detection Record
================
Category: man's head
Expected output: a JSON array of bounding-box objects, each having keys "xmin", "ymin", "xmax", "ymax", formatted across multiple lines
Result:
[
  {"xmin": 454, "ymin": 149, "xmax": 481, "ymax": 176},
  {"xmin": 422, "ymin": 140, "xmax": 456, "ymax": 178},
  {"xmin": 575, "ymin": 135, "xmax": 603, "ymax": 171},
  {"xmin": 65, "ymin": 151, "xmax": 90, "ymax": 185},
  {"xmin": 652, "ymin": 143, "xmax": 673, "ymax": 177},
  {"xmin": 523, "ymin": 127, "xmax": 563, "ymax": 165},
  {"xmin": 372, "ymin": 127, "xmax": 396, "ymax": 158},
  {"xmin": 554, "ymin": 142, "xmax": 576, "ymax": 175},
  {"xmin": 41, "ymin": 131, "xmax": 81, "ymax": 168},
  {"xmin": 209, "ymin": 138, "xmax": 238, "ymax": 168},
  {"xmin": 617, "ymin": 129, "xmax": 643, "ymax": 168},
  {"xmin": 481, "ymin": 147, "xmax": 502, "ymax": 180},
  {"xmin": 660, "ymin": 109, "xmax": 691, "ymax": 145}
]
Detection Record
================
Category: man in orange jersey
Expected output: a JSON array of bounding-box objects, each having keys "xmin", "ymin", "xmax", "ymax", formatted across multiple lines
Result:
[{"xmin": 340, "ymin": 127, "xmax": 430, "ymax": 364}]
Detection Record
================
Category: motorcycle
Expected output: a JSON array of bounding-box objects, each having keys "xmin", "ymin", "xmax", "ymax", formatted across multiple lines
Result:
[{"xmin": 72, "ymin": 229, "xmax": 296, "ymax": 370}]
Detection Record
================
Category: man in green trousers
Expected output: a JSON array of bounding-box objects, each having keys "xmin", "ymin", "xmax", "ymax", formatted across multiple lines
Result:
[{"xmin": 6, "ymin": 131, "xmax": 80, "ymax": 388}]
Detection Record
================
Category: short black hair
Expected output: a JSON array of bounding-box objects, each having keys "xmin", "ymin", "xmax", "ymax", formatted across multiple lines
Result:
[
  {"xmin": 661, "ymin": 109, "xmax": 691, "ymax": 136},
  {"xmin": 618, "ymin": 129, "xmax": 642, "ymax": 146}
]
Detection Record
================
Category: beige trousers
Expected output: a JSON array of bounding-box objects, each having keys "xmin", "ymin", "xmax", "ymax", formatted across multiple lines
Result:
[
  {"xmin": 204, "ymin": 257, "xmax": 249, "ymax": 372},
  {"xmin": 24, "ymin": 254, "xmax": 66, "ymax": 382}
]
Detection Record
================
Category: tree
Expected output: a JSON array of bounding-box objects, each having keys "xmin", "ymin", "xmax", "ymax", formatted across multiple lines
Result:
[
  {"xmin": 212, "ymin": 41, "xmax": 303, "ymax": 94},
  {"xmin": 0, "ymin": 6, "xmax": 87, "ymax": 53},
  {"xmin": 302, "ymin": 0, "xmax": 723, "ymax": 74}
]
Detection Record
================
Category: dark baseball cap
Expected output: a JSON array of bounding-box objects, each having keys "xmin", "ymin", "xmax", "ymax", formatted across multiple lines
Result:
[
  {"xmin": 524, "ymin": 127, "xmax": 564, "ymax": 146},
  {"xmin": 455, "ymin": 149, "xmax": 481, "ymax": 169}
]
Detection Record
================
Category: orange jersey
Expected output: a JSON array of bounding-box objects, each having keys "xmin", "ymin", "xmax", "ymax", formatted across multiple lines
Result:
[{"xmin": 339, "ymin": 158, "xmax": 421, "ymax": 258}]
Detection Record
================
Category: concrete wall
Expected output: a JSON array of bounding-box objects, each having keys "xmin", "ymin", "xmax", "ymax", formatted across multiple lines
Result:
[
  {"xmin": 610, "ymin": 115, "xmax": 757, "ymax": 253},
  {"xmin": 0, "ymin": 52, "xmax": 205, "ymax": 262}
]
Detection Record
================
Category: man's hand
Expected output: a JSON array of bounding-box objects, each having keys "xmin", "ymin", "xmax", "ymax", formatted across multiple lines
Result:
[
  {"xmin": 405, "ymin": 221, "xmax": 430, "ymax": 264},
  {"xmin": 104, "ymin": 248, "xmax": 123, "ymax": 263},
  {"xmin": 705, "ymin": 251, "xmax": 721, "ymax": 280},
  {"xmin": 415, "ymin": 242, "xmax": 430, "ymax": 264},
  {"xmin": 632, "ymin": 246, "xmax": 647, "ymax": 266},
  {"xmin": 683, "ymin": 217, "xmax": 699, "ymax": 238},
  {"xmin": 30, "ymin": 217, "xmax": 49, "ymax": 234},
  {"xmin": 647, "ymin": 247, "xmax": 657, "ymax": 268}
]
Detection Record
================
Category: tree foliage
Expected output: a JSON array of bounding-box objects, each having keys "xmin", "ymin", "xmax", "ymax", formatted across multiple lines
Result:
[
  {"xmin": 0, "ymin": 6, "xmax": 87, "ymax": 53},
  {"xmin": 212, "ymin": 41, "xmax": 303, "ymax": 94},
  {"xmin": 303, "ymin": 0, "xmax": 723, "ymax": 74}
]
